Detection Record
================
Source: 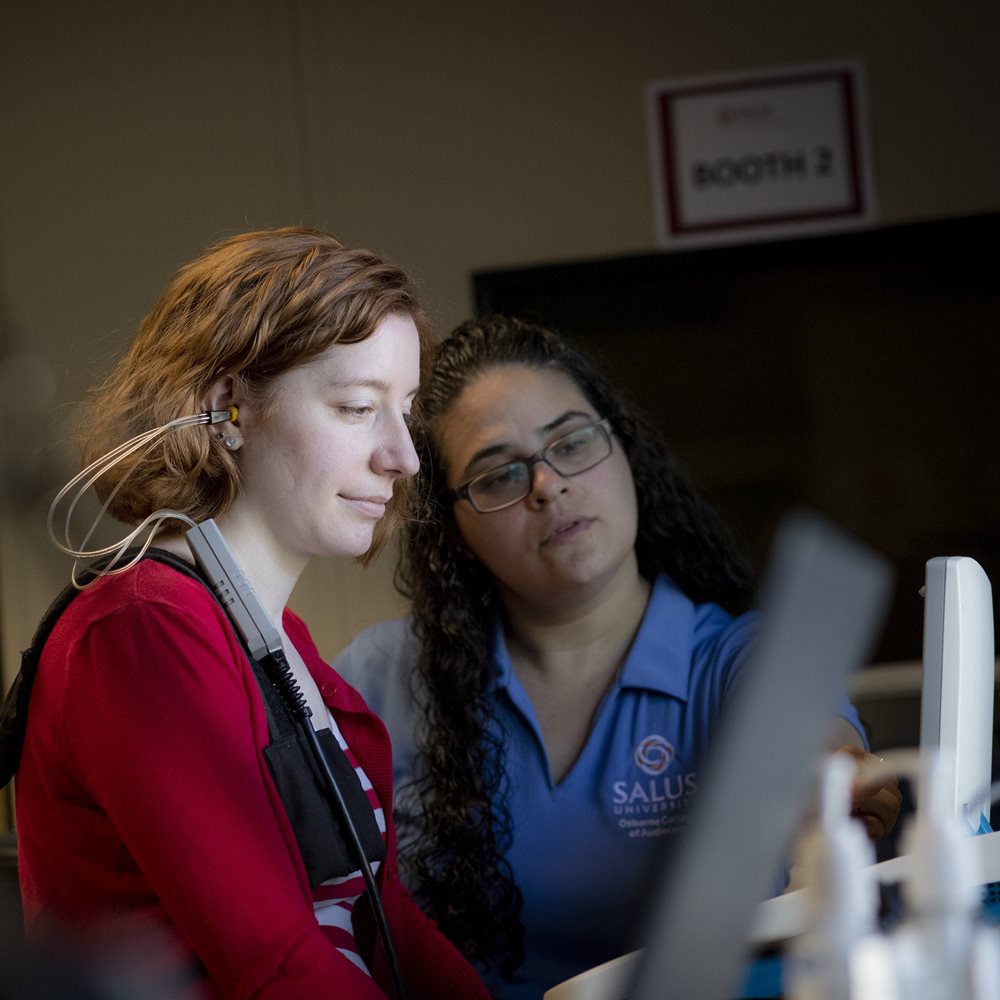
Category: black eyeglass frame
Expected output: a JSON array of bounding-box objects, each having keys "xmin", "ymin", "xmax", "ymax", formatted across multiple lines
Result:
[{"xmin": 447, "ymin": 418, "xmax": 614, "ymax": 514}]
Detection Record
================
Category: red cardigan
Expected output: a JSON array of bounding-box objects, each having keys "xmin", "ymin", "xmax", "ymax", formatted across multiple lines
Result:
[{"xmin": 16, "ymin": 561, "xmax": 488, "ymax": 999}]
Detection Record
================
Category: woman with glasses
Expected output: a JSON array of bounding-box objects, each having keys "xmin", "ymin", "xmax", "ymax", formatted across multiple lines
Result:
[{"xmin": 333, "ymin": 315, "xmax": 896, "ymax": 999}]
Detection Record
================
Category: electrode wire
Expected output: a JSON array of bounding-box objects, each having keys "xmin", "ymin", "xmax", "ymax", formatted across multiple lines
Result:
[{"xmin": 47, "ymin": 410, "xmax": 230, "ymax": 588}]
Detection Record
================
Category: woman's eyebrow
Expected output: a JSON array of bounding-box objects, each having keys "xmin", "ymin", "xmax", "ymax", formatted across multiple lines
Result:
[
  {"xmin": 539, "ymin": 409, "xmax": 591, "ymax": 435},
  {"xmin": 325, "ymin": 376, "xmax": 421, "ymax": 398},
  {"xmin": 327, "ymin": 376, "xmax": 391, "ymax": 391},
  {"xmin": 462, "ymin": 410, "xmax": 593, "ymax": 475}
]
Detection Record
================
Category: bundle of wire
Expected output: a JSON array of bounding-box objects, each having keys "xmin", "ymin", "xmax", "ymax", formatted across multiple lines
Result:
[{"xmin": 47, "ymin": 408, "xmax": 236, "ymax": 588}]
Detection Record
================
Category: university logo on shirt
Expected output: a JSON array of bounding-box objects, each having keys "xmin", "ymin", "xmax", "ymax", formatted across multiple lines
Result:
[
  {"xmin": 610, "ymin": 735, "xmax": 698, "ymax": 838},
  {"xmin": 633, "ymin": 734, "xmax": 674, "ymax": 775}
]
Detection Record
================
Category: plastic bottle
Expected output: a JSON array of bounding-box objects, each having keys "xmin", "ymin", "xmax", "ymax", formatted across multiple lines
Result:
[
  {"xmin": 787, "ymin": 754, "xmax": 887, "ymax": 1000},
  {"xmin": 887, "ymin": 753, "xmax": 984, "ymax": 1000}
]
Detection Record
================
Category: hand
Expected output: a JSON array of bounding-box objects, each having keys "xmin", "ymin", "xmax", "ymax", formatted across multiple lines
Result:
[{"xmin": 835, "ymin": 744, "xmax": 902, "ymax": 840}]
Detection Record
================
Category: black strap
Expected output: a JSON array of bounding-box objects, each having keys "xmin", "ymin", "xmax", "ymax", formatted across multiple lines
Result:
[{"xmin": 0, "ymin": 557, "xmax": 117, "ymax": 787}]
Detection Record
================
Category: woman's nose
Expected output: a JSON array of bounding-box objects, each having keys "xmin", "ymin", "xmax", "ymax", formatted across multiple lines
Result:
[
  {"xmin": 376, "ymin": 415, "xmax": 420, "ymax": 478},
  {"xmin": 525, "ymin": 458, "xmax": 567, "ymax": 507}
]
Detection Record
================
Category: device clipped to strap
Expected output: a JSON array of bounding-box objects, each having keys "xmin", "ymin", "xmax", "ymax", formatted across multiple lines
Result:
[{"xmin": 184, "ymin": 520, "xmax": 387, "ymax": 885}]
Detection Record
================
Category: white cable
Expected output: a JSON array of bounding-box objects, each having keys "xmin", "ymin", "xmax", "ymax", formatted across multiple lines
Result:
[{"xmin": 47, "ymin": 409, "xmax": 231, "ymax": 587}]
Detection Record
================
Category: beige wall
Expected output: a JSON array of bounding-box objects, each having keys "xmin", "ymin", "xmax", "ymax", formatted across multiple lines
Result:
[{"xmin": 2, "ymin": 0, "xmax": 999, "ymax": 682}]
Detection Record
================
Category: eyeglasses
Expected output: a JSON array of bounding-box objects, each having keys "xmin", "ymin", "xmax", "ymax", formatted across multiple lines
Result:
[{"xmin": 449, "ymin": 419, "xmax": 614, "ymax": 513}]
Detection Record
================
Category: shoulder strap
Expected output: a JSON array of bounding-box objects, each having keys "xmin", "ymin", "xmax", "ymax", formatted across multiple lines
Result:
[
  {"xmin": 0, "ymin": 573, "xmax": 91, "ymax": 787},
  {"xmin": 0, "ymin": 549, "xmax": 297, "ymax": 788}
]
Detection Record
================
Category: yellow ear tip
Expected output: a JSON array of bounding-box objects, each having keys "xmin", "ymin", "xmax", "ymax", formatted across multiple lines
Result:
[{"xmin": 228, "ymin": 405, "xmax": 239, "ymax": 424}]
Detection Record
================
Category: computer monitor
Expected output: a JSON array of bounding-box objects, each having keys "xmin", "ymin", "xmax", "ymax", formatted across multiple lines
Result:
[{"xmin": 920, "ymin": 556, "xmax": 996, "ymax": 832}]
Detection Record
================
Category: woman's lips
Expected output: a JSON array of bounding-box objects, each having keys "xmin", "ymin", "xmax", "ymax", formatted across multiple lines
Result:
[
  {"xmin": 342, "ymin": 495, "xmax": 390, "ymax": 518},
  {"xmin": 542, "ymin": 517, "xmax": 593, "ymax": 545}
]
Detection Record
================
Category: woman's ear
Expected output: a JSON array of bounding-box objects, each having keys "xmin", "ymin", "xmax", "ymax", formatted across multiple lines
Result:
[
  {"xmin": 202, "ymin": 374, "xmax": 244, "ymax": 449},
  {"xmin": 202, "ymin": 374, "xmax": 238, "ymax": 417}
]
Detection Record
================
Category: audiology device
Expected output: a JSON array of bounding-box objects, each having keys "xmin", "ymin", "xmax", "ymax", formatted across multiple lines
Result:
[
  {"xmin": 182, "ymin": 518, "xmax": 406, "ymax": 1000},
  {"xmin": 183, "ymin": 518, "xmax": 282, "ymax": 662}
]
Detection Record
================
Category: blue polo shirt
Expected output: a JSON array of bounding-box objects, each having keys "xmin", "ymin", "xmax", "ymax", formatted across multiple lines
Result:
[{"xmin": 332, "ymin": 576, "xmax": 866, "ymax": 999}]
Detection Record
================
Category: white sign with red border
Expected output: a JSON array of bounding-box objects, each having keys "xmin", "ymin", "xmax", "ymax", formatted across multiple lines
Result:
[{"xmin": 646, "ymin": 61, "xmax": 877, "ymax": 248}]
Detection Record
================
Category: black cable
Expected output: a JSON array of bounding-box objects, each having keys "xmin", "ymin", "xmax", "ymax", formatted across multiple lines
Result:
[{"xmin": 261, "ymin": 648, "xmax": 407, "ymax": 1000}]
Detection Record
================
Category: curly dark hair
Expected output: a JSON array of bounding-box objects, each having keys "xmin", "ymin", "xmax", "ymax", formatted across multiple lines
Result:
[{"xmin": 395, "ymin": 315, "xmax": 753, "ymax": 978}]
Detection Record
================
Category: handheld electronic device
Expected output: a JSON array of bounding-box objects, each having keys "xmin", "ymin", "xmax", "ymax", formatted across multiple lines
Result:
[
  {"xmin": 184, "ymin": 519, "xmax": 283, "ymax": 662},
  {"xmin": 183, "ymin": 519, "xmax": 406, "ymax": 1000}
]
